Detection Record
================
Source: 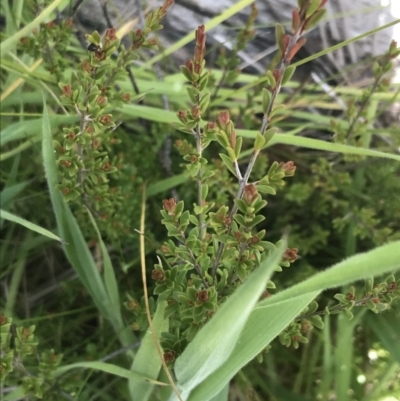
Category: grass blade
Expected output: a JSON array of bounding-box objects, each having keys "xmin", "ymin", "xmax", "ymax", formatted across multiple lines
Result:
[
  {"xmin": 186, "ymin": 241, "xmax": 400, "ymax": 401},
  {"xmin": 54, "ymin": 361, "xmax": 168, "ymax": 385},
  {"xmin": 128, "ymin": 301, "xmax": 170, "ymax": 401},
  {"xmin": 173, "ymin": 240, "xmax": 286, "ymax": 398},
  {"xmin": 0, "ymin": 209, "xmax": 63, "ymax": 242},
  {"xmin": 86, "ymin": 208, "xmax": 123, "ymax": 328},
  {"xmin": 292, "ymin": 19, "xmax": 400, "ymax": 68}
]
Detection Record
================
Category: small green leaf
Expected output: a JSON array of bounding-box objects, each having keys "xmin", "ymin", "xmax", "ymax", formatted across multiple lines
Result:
[
  {"xmin": 219, "ymin": 153, "xmax": 237, "ymax": 177},
  {"xmin": 275, "ymin": 23, "xmax": 285, "ymax": 52},
  {"xmin": 281, "ymin": 65, "xmax": 296, "ymax": 85}
]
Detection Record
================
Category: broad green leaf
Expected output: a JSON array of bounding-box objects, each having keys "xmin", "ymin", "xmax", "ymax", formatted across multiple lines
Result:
[
  {"xmin": 186, "ymin": 241, "xmax": 400, "ymax": 401},
  {"xmin": 128, "ymin": 301, "xmax": 169, "ymax": 401},
  {"xmin": 0, "ymin": 209, "xmax": 63, "ymax": 243},
  {"xmin": 173, "ymin": 240, "xmax": 286, "ymax": 397},
  {"xmin": 54, "ymin": 361, "xmax": 168, "ymax": 385},
  {"xmin": 209, "ymin": 384, "xmax": 229, "ymax": 401},
  {"xmin": 186, "ymin": 292, "xmax": 319, "ymax": 401}
]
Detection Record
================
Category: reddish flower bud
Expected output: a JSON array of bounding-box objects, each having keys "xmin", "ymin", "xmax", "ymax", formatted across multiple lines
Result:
[
  {"xmin": 249, "ymin": 235, "xmax": 260, "ymax": 245},
  {"xmin": 347, "ymin": 292, "xmax": 356, "ymax": 301},
  {"xmin": 163, "ymin": 351, "xmax": 175, "ymax": 363},
  {"xmin": 62, "ymin": 85, "xmax": 72, "ymax": 97},
  {"xmin": 196, "ymin": 290, "xmax": 209, "ymax": 302},
  {"xmin": 94, "ymin": 50, "xmax": 106, "ymax": 61},
  {"xmin": 105, "ymin": 28, "xmax": 118, "ymax": 42},
  {"xmin": 82, "ymin": 59, "xmax": 92, "ymax": 72},
  {"xmin": 186, "ymin": 59, "xmax": 194, "ymax": 74},
  {"xmin": 99, "ymin": 115, "xmax": 112, "ymax": 125},
  {"xmin": 160, "ymin": 244, "xmax": 170, "ymax": 253},
  {"xmin": 234, "ymin": 231, "xmax": 242, "ymax": 242},
  {"xmin": 280, "ymin": 161, "xmax": 296, "ymax": 176},
  {"xmin": 204, "ymin": 122, "xmax": 217, "ymax": 133},
  {"xmin": 146, "ymin": 38, "xmax": 158, "ymax": 46},
  {"xmin": 66, "ymin": 132, "xmax": 76, "ymax": 140},
  {"xmin": 97, "ymin": 96, "xmax": 106, "ymax": 106},
  {"xmin": 152, "ymin": 269, "xmax": 165, "ymax": 281},
  {"xmin": 127, "ymin": 299, "xmax": 140, "ymax": 310},
  {"xmin": 189, "ymin": 154, "xmax": 199, "ymax": 163},
  {"xmin": 163, "ymin": 198, "xmax": 177, "ymax": 215},
  {"xmin": 177, "ymin": 110, "xmax": 188, "ymax": 123},
  {"xmin": 121, "ymin": 93, "xmax": 130, "ymax": 102},
  {"xmin": 65, "ymin": 19, "xmax": 74, "ymax": 27},
  {"xmin": 191, "ymin": 106, "xmax": 201, "ymax": 119},
  {"xmin": 61, "ymin": 160, "xmax": 72, "ymax": 168},
  {"xmin": 243, "ymin": 184, "xmax": 258, "ymax": 204},
  {"xmin": 283, "ymin": 248, "xmax": 299, "ymax": 263},
  {"xmin": 217, "ymin": 110, "xmax": 230, "ymax": 130},
  {"xmin": 102, "ymin": 162, "xmax": 112, "ymax": 171}
]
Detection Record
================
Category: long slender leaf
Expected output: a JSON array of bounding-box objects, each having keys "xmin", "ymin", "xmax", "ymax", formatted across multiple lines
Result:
[
  {"xmin": 147, "ymin": 173, "xmax": 189, "ymax": 197},
  {"xmin": 185, "ymin": 241, "xmax": 400, "ymax": 401},
  {"xmin": 172, "ymin": 240, "xmax": 286, "ymax": 398},
  {"xmin": 86, "ymin": 208, "xmax": 122, "ymax": 328},
  {"xmin": 54, "ymin": 361, "xmax": 168, "ymax": 385},
  {"xmin": 128, "ymin": 301, "xmax": 169, "ymax": 401},
  {"xmin": 0, "ymin": 209, "xmax": 63, "ymax": 242},
  {"xmin": 292, "ymin": 19, "xmax": 400, "ymax": 68}
]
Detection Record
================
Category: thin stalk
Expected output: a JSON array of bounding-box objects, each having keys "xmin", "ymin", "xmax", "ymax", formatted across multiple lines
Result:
[
  {"xmin": 195, "ymin": 123, "xmax": 204, "ymax": 241},
  {"xmin": 211, "ymin": 21, "xmax": 306, "ymax": 280}
]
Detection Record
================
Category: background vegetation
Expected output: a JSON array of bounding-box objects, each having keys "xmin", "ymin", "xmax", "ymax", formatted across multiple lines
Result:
[{"xmin": 1, "ymin": 1, "xmax": 400, "ymax": 400}]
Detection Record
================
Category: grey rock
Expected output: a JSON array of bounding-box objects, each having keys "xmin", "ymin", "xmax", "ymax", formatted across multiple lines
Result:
[{"xmin": 74, "ymin": 0, "xmax": 396, "ymax": 73}]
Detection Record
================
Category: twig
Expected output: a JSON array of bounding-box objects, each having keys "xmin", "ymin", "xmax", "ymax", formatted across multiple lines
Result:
[{"xmin": 211, "ymin": 10, "xmax": 310, "ymax": 279}]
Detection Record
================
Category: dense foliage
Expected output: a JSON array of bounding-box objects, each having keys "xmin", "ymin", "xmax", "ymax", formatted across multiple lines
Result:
[{"xmin": 1, "ymin": 1, "xmax": 400, "ymax": 400}]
